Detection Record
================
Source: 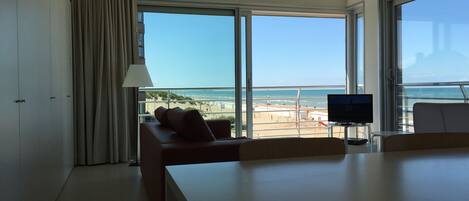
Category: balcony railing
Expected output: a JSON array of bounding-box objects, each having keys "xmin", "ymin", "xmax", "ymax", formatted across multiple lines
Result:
[
  {"xmin": 397, "ymin": 81, "xmax": 469, "ymax": 132},
  {"xmin": 138, "ymin": 85, "xmax": 356, "ymax": 139}
]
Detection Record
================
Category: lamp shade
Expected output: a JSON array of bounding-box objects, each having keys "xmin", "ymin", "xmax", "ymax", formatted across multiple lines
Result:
[{"xmin": 122, "ymin": 64, "xmax": 154, "ymax": 87}]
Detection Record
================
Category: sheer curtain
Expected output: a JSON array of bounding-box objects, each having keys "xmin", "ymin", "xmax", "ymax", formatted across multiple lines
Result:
[{"xmin": 71, "ymin": 0, "xmax": 138, "ymax": 165}]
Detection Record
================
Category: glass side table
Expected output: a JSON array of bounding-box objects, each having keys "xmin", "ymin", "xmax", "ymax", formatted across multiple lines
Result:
[{"xmin": 328, "ymin": 122, "xmax": 371, "ymax": 152}]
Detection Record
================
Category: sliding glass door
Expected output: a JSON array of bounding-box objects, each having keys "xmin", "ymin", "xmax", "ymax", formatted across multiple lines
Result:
[
  {"xmin": 393, "ymin": 0, "xmax": 469, "ymax": 131},
  {"xmin": 139, "ymin": 6, "xmax": 356, "ymax": 139}
]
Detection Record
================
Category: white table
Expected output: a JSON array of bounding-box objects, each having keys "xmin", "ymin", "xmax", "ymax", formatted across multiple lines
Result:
[{"xmin": 166, "ymin": 148, "xmax": 469, "ymax": 201}]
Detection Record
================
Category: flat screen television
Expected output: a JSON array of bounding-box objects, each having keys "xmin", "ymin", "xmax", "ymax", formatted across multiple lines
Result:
[{"xmin": 327, "ymin": 94, "xmax": 373, "ymax": 124}]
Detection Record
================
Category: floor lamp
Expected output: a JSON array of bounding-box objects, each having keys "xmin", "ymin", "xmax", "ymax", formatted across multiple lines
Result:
[{"xmin": 123, "ymin": 64, "xmax": 153, "ymax": 166}]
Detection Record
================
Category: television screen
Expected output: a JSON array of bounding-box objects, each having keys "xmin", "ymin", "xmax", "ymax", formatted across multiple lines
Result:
[{"xmin": 327, "ymin": 94, "xmax": 373, "ymax": 123}]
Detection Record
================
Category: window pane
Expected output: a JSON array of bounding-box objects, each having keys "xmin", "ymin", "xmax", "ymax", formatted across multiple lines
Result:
[
  {"xmin": 396, "ymin": 0, "xmax": 469, "ymax": 131},
  {"xmin": 143, "ymin": 11, "xmax": 237, "ymax": 135},
  {"xmin": 398, "ymin": 0, "xmax": 469, "ymax": 83},
  {"xmin": 252, "ymin": 16, "xmax": 345, "ymax": 86},
  {"xmin": 251, "ymin": 16, "xmax": 346, "ymax": 138},
  {"xmin": 144, "ymin": 12, "xmax": 235, "ymax": 88},
  {"xmin": 356, "ymin": 15, "xmax": 365, "ymax": 94}
]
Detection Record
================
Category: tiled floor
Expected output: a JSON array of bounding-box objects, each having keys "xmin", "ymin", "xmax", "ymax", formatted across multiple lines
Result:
[
  {"xmin": 57, "ymin": 164, "xmax": 149, "ymax": 201},
  {"xmin": 56, "ymin": 144, "xmax": 374, "ymax": 201}
]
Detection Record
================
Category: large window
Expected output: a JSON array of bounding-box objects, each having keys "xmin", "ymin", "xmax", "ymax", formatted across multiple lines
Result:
[
  {"xmin": 394, "ymin": 0, "xmax": 469, "ymax": 131},
  {"xmin": 140, "ymin": 7, "xmax": 355, "ymax": 139}
]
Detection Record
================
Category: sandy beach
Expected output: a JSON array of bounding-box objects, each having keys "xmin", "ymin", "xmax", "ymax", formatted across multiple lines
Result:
[{"xmin": 143, "ymin": 97, "xmax": 370, "ymax": 139}]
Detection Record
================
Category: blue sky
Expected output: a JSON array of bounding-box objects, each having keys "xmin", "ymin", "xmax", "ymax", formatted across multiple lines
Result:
[
  {"xmin": 251, "ymin": 16, "xmax": 345, "ymax": 87},
  {"xmin": 144, "ymin": 13, "xmax": 345, "ymax": 88},
  {"xmin": 399, "ymin": 0, "xmax": 469, "ymax": 83},
  {"xmin": 143, "ymin": 1, "xmax": 469, "ymax": 88},
  {"xmin": 144, "ymin": 13, "xmax": 235, "ymax": 88}
]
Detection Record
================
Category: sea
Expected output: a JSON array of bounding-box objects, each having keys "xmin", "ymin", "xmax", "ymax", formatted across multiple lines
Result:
[{"xmin": 167, "ymin": 87, "xmax": 468, "ymax": 109}]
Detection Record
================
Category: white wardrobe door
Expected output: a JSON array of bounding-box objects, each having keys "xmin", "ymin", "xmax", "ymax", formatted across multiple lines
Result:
[
  {"xmin": 50, "ymin": 0, "xmax": 74, "ymax": 185},
  {"xmin": 0, "ymin": 1, "xmax": 20, "ymax": 201},
  {"xmin": 60, "ymin": 0, "xmax": 75, "ymax": 178},
  {"xmin": 17, "ymin": 0, "xmax": 56, "ymax": 200}
]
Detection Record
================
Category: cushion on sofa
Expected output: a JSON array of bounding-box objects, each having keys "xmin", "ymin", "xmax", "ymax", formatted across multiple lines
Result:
[
  {"xmin": 154, "ymin": 106, "xmax": 170, "ymax": 127},
  {"xmin": 166, "ymin": 108, "xmax": 216, "ymax": 141}
]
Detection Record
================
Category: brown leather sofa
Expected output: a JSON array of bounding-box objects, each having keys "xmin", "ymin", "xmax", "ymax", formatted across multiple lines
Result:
[{"xmin": 140, "ymin": 119, "xmax": 250, "ymax": 201}]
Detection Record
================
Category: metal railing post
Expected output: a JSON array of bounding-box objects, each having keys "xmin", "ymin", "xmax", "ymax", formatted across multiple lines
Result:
[
  {"xmin": 166, "ymin": 89, "xmax": 171, "ymax": 108},
  {"xmin": 296, "ymin": 88, "xmax": 301, "ymax": 137},
  {"xmin": 404, "ymin": 95, "xmax": 409, "ymax": 132},
  {"xmin": 459, "ymin": 84, "xmax": 468, "ymax": 104}
]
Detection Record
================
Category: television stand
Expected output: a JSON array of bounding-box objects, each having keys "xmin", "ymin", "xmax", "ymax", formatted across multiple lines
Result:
[
  {"xmin": 333, "ymin": 122, "xmax": 355, "ymax": 126},
  {"xmin": 327, "ymin": 122, "xmax": 371, "ymax": 151}
]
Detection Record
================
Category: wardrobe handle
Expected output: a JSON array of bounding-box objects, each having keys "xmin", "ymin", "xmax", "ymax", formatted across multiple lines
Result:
[
  {"xmin": 50, "ymin": 97, "xmax": 56, "ymax": 100},
  {"xmin": 66, "ymin": 95, "xmax": 71, "ymax": 98},
  {"xmin": 14, "ymin": 99, "xmax": 26, "ymax": 103}
]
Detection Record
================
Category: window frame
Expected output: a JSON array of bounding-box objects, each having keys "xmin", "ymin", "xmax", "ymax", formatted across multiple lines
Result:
[
  {"xmin": 138, "ymin": 6, "xmax": 243, "ymax": 137},
  {"xmin": 346, "ymin": 3, "xmax": 365, "ymax": 95},
  {"xmin": 137, "ymin": 4, "xmax": 353, "ymax": 138}
]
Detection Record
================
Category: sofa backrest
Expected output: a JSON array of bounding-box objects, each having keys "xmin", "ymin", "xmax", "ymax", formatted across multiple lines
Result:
[
  {"xmin": 413, "ymin": 103, "xmax": 469, "ymax": 133},
  {"xmin": 145, "ymin": 121, "xmax": 185, "ymax": 144},
  {"xmin": 441, "ymin": 104, "xmax": 469, "ymax": 133}
]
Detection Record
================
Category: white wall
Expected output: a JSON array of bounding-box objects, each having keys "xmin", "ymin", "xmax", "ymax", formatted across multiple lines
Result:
[
  {"xmin": 239, "ymin": 0, "xmax": 346, "ymax": 9},
  {"xmin": 140, "ymin": 0, "xmax": 347, "ymax": 12},
  {"xmin": 347, "ymin": 0, "xmax": 362, "ymax": 6}
]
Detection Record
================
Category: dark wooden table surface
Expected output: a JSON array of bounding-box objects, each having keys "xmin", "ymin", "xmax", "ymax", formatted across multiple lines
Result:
[{"xmin": 166, "ymin": 148, "xmax": 469, "ymax": 201}]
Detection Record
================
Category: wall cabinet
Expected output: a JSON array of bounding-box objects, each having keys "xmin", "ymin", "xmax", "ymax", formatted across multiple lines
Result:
[{"xmin": 0, "ymin": 0, "xmax": 74, "ymax": 200}]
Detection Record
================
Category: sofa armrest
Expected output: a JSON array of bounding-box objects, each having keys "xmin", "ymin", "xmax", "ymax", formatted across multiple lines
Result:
[
  {"xmin": 161, "ymin": 139, "xmax": 250, "ymax": 165},
  {"xmin": 140, "ymin": 121, "xmax": 250, "ymax": 201},
  {"xmin": 206, "ymin": 120, "xmax": 232, "ymax": 139},
  {"xmin": 140, "ymin": 122, "xmax": 165, "ymax": 201}
]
